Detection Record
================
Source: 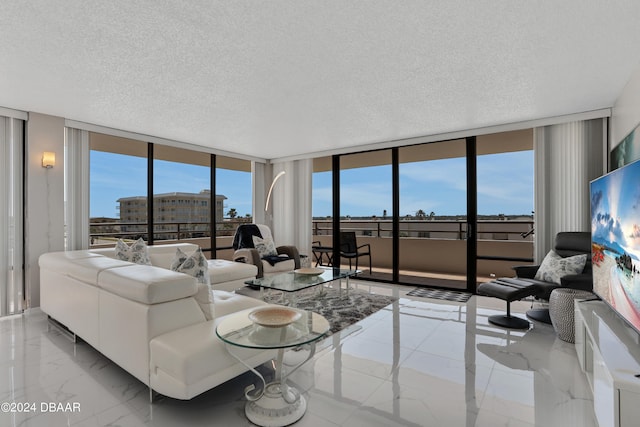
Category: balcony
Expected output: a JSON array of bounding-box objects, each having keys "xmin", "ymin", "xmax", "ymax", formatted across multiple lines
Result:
[
  {"xmin": 311, "ymin": 219, "xmax": 534, "ymax": 289},
  {"xmin": 88, "ymin": 218, "xmax": 533, "ymax": 290}
]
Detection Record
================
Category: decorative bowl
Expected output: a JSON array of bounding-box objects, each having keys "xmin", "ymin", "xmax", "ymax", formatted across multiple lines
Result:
[
  {"xmin": 293, "ymin": 267, "xmax": 325, "ymax": 276},
  {"xmin": 248, "ymin": 307, "xmax": 302, "ymax": 328}
]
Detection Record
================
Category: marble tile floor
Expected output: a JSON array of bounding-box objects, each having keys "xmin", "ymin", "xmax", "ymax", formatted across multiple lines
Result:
[{"xmin": 0, "ymin": 283, "xmax": 597, "ymax": 427}]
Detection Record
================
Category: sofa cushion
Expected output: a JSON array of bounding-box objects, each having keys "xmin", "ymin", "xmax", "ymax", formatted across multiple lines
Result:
[
  {"xmin": 206, "ymin": 259, "xmax": 257, "ymax": 284},
  {"xmin": 534, "ymin": 250, "xmax": 588, "ymax": 285},
  {"xmin": 212, "ymin": 290, "xmax": 267, "ymax": 317},
  {"xmin": 150, "ymin": 310, "xmax": 270, "ymax": 390},
  {"xmin": 171, "ymin": 247, "xmax": 214, "ymax": 321},
  {"xmin": 98, "ymin": 264, "xmax": 197, "ymax": 304},
  {"xmin": 115, "ymin": 238, "xmax": 152, "ymax": 265},
  {"xmin": 39, "ymin": 252, "xmax": 133, "ymax": 285}
]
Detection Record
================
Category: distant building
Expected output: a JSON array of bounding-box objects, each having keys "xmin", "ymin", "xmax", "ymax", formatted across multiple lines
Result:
[{"xmin": 117, "ymin": 190, "xmax": 227, "ymax": 239}]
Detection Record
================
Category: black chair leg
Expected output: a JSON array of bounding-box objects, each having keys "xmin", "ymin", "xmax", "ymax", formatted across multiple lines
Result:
[{"xmin": 488, "ymin": 300, "xmax": 530, "ymax": 329}]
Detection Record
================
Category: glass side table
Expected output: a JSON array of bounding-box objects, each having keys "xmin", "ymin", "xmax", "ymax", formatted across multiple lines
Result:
[{"xmin": 216, "ymin": 306, "xmax": 330, "ymax": 427}]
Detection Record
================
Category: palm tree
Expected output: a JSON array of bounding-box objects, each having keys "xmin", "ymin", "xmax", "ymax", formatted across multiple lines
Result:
[
  {"xmin": 416, "ymin": 209, "xmax": 426, "ymax": 219},
  {"xmin": 227, "ymin": 208, "xmax": 237, "ymax": 219}
]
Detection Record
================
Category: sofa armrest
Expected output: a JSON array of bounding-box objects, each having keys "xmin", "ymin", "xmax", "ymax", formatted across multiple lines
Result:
[
  {"xmin": 277, "ymin": 245, "xmax": 300, "ymax": 269},
  {"xmin": 560, "ymin": 274, "xmax": 593, "ymax": 292},
  {"xmin": 513, "ymin": 265, "xmax": 540, "ymax": 279},
  {"xmin": 233, "ymin": 248, "xmax": 264, "ymax": 278}
]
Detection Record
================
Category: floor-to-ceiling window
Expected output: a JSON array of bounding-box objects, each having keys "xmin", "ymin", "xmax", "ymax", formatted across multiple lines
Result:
[
  {"xmin": 311, "ymin": 131, "xmax": 534, "ymax": 291},
  {"xmin": 89, "ymin": 133, "xmax": 148, "ymax": 246},
  {"xmin": 398, "ymin": 139, "xmax": 468, "ymax": 288},
  {"xmin": 153, "ymin": 145, "xmax": 212, "ymax": 246},
  {"xmin": 87, "ymin": 132, "xmax": 252, "ymax": 260},
  {"xmin": 339, "ymin": 150, "xmax": 393, "ymax": 278},
  {"xmin": 475, "ymin": 131, "xmax": 534, "ymax": 287},
  {"xmin": 1, "ymin": 115, "xmax": 24, "ymax": 316},
  {"xmin": 215, "ymin": 155, "xmax": 253, "ymax": 259}
]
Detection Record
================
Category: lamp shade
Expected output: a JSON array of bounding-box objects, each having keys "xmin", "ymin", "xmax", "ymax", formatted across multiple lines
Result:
[{"xmin": 42, "ymin": 152, "xmax": 55, "ymax": 168}]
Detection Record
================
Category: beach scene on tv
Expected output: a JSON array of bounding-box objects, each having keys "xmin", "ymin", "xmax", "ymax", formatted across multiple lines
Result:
[{"xmin": 591, "ymin": 159, "xmax": 640, "ymax": 332}]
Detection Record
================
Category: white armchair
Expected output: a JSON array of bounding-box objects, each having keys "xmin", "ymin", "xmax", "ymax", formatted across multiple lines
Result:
[{"xmin": 232, "ymin": 224, "xmax": 300, "ymax": 278}]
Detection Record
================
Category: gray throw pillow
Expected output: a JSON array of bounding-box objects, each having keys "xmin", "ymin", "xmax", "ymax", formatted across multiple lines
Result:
[{"xmin": 534, "ymin": 250, "xmax": 587, "ymax": 285}]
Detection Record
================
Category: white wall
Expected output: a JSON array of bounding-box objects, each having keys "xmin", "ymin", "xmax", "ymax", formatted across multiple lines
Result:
[
  {"xmin": 25, "ymin": 113, "xmax": 65, "ymax": 308},
  {"xmin": 611, "ymin": 67, "xmax": 640, "ymax": 149}
]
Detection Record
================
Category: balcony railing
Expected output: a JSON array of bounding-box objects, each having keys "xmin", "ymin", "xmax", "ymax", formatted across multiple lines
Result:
[
  {"xmin": 312, "ymin": 218, "xmax": 534, "ymax": 242},
  {"xmin": 89, "ymin": 218, "xmax": 534, "ymax": 283},
  {"xmin": 89, "ymin": 218, "xmax": 251, "ymax": 245},
  {"xmin": 311, "ymin": 219, "xmax": 534, "ymax": 280}
]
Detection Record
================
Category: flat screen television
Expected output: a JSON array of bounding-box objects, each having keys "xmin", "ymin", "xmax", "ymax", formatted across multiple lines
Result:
[{"xmin": 590, "ymin": 157, "xmax": 640, "ymax": 334}]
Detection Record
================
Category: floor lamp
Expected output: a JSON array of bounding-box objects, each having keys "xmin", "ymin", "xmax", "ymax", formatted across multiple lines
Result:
[{"xmin": 265, "ymin": 171, "xmax": 286, "ymax": 212}]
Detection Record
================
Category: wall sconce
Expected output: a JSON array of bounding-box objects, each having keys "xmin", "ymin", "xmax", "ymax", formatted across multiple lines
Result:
[{"xmin": 42, "ymin": 152, "xmax": 55, "ymax": 169}]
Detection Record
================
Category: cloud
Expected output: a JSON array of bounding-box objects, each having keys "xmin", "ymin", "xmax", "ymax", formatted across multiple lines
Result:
[
  {"xmin": 593, "ymin": 211, "xmax": 626, "ymax": 246},
  {"xmin": 591, "ymin": 190, "xmax": 603, "ymax": 213}
]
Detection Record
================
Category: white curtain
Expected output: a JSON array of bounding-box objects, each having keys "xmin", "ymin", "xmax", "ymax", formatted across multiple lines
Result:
[
  {"xmin": 251, "ymin": 161, "xmax": 268, "ymax": 226},
  {"xmin": 533, "ymin": 119, "xmax": 606, "ymax": 262},
  {"xmin": 65, "ymin": 127, "xmax": 91, "ymax": 250},
  {"xmin": 0, "ymin": 115, "xmax": 25, "ymax": 316},
  {"xmin": 270, "ymin": 159, "xmax": 313, "ymax": 258}
]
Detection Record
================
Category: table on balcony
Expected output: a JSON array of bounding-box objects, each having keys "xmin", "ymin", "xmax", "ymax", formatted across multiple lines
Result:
[{"xmin": 311, "ymin": 245, "xmax": 334, "ymax": 267}]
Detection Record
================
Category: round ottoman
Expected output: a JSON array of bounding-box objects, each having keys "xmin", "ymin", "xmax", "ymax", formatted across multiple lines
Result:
[{"xmin": 549, "ymin": 288, "xmax": 594, "ymax": 343}]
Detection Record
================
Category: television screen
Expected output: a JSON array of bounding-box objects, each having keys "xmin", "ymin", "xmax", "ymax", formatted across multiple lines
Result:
[{"xmin": 590, "ymin": 158, "xmax": 640, "ymax": 333}]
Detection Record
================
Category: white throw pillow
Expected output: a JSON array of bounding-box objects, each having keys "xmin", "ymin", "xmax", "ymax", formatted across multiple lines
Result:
[
  {"xmin": 534, "ymin": 250, "xmax": 587, "ymax": 285},
  {"xmin": 114, "ymin": 238, "xmax": 151, "ymax": 265},
  {"xmin": 252, "ymin": 235, "xmax": 278, "ymax": 257},
  {"xmin": 171, "ymin": 248, "xmax": 214, "ymax": 320}
]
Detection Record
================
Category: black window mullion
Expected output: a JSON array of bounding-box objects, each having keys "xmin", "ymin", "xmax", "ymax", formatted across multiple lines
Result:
[
  {"xmin": 147, "ymin": 143, "xmax": 154, "ymax": 245},
  {"xmin": 332, "ymin": 155, "xmax": 340, "ymax": 269},
  {"xmin": 210, "ymin": 153, "xmax": 216, "ymax": 256},
  {"xmin": 466, "ymin": 136, "xmax": 477, "ymax": 293},
  {"xmin": 392, "ymin": 148, "xmax": 400, "ymax": 282}
]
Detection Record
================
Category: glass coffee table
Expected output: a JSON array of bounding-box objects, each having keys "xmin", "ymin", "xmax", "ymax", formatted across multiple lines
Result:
[
  {"xmin": 245, "ymin": 267, "xmax": 360, "ymax": 305},
  {"xmin": 216, "ymin": 306, "xmax": 330, "ymax": 427}
]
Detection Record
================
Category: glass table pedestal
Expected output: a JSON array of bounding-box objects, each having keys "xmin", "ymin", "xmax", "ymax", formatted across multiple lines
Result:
[{"xmin": 217, "ymin": 307, "xmax": 330, "ymax": 427}]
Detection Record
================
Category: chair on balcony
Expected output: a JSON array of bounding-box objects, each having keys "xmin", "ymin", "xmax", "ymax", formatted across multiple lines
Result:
[
  {"xmin": 232, "ymin": 224, "xmax": 301, "ymax": 278},
  {"xmin": 339, "ymin": 232, "xmax": 372, "ymax": 273}
]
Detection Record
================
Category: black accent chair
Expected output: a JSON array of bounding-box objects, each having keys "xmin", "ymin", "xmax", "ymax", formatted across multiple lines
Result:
[
  {"xmin": 339, "ymin": 232, "xmax": 372, "ymax": 273},
  {"xmin": 477, "ymin": 231, "xmax": 592, "ymax": 329},
  {"xmin": 515, "ymin": 231, "xmax": 593, "ymax": 324}
]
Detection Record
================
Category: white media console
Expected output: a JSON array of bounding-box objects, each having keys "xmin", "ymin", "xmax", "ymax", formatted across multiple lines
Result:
[{"xmin": 574, "ymin": 300, "xmax": 640, "ymax": 427}]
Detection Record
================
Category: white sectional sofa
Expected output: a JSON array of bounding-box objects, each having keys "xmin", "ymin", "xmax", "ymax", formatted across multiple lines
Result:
[{"xmin": 39, "ymin": 243, "xmax": 274, "ymax": 400}]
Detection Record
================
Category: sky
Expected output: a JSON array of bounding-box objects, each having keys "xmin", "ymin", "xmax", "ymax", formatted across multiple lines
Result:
[
  {"xmin": 313, "ymin": 151, "xmax": 534, "ymax": 217},
  {"xmin": 90, "ymin": 151, "xmax": 252, "ymax": 218},
  {"xmin": 90, "ymin": 150, "xmax": 534, "ymax": 219}
]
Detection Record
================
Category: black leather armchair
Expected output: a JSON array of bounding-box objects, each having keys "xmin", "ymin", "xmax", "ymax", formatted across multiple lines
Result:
[{"xmin": 513, "ymin": 231, "xmax": 593, "ymax": 323}]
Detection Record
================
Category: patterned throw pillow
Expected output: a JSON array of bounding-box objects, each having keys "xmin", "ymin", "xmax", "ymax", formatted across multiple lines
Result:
[
  {"xmin": 534, "ymin": 250, "xmax": 587, "ymax": 285},
  {"xmin": 171, "ymin": 248, "xmax": 214, "ymax": 320},
  {"xmin": 252, "ymin": 235, "xmax": 278, "ymax": 257},
  {"xmin": 170, "ymin": 247, "xmax": 188, "ymax": 271},
  {"xmin": 114, "ymin": 238, "xmax": 151, "ymax": 265}
]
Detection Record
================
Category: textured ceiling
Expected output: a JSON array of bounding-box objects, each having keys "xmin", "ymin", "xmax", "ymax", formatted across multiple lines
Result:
[{"xmin": 2, "ymin": 1, "xmax": 640, "ymax": 160}]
